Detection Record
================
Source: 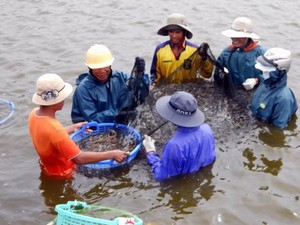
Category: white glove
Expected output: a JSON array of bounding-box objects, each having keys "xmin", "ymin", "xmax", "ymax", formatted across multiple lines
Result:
[
  {"xmin": 142, "ymin": 135, "xmax": 156, "ymax": 153},
  {"xmin": 242, "ymin": 78, "xmax": 257, "ymax": 91}
]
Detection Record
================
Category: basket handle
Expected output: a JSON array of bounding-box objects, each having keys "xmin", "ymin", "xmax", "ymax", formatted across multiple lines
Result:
[{"xmin": 79, "ymin": 121, "xmax": 100, "ymax": 133}]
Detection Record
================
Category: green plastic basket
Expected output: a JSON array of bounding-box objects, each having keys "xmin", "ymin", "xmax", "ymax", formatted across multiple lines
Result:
[{"xmin": 54, "ymin": 201, "xmax": 143, "ymax": 225}]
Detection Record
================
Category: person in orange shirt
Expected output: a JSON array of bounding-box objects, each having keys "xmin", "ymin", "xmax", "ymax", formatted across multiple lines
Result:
[{"xmin": 28, "ymin": 73, "xmax": 129, "ymax": 179}]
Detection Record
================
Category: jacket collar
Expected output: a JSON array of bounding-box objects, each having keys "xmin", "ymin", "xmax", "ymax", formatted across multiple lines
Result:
[{"xmin": 229, "ymin": 40, "xmax": 259, "ymax": 52}]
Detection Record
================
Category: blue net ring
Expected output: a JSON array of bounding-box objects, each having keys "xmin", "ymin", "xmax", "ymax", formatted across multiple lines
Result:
[{"xmin": 0, "ymin": 98, "xmax": 15, "ymax": 125}]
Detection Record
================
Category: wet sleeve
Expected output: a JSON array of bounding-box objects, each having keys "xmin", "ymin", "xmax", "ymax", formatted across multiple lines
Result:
[{"xmin": 146, "ymin": 142, "xmax": 182, "ymax": 181}]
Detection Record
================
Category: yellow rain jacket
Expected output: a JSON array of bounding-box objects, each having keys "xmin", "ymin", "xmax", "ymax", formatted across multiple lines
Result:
[{"xmin": 150, "ymin": 40, "xmax": 213, "ymax": 84}]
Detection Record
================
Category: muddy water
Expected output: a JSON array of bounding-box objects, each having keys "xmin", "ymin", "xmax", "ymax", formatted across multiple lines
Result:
[{"xmin": 0, "ymin": 0, "xmax": 300, "ymax": 224}]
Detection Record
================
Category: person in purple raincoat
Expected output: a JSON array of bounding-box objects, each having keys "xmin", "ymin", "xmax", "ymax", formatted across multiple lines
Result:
[{"xmin": 142, "ymin": 91, "xmax": 216, "ymax": 181}]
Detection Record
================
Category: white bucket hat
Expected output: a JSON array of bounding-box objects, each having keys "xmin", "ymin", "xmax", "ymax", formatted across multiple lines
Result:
[
  {"xmin": 157, "ymin": 13, "xmax": 193, "ymax": 39},
  {"xmin": 32, "ymin": 73, "xmax": 73, "ymax": 106},
  {"xmin": 155, "ymin": 91, "xmax": 205, "ymax": 127},
  {"xmin": 221, "ymin": 17, "xmax": 260, "ymax": 40},
  {"xmin": 255, "ymin": 47, "xmax": 292, "ymax": 72}
]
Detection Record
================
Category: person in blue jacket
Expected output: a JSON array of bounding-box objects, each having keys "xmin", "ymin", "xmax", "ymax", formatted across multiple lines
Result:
[
  {"xmin": 250, "ymin": 47, "xmax": 298, "ymax": 128},
  {"xmin": 71, "ymin": 44, "xmax": 150, "ymax": 124},
  {"xmin": 142, "ymin": 91, "xmax": 216, "ymax": 181},
  {"xmin": 214, "ymin": 17, "xmax": 266, "ymax": 92}
]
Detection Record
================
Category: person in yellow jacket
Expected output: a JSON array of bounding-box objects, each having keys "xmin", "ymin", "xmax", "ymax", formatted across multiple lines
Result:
[{"xmin": 150, "ymin": 13, "xmax": 214, "ymax": 85}]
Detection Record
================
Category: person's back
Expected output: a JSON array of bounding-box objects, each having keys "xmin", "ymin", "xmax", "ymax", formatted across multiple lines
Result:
[
  {"xmin": 148, "ymin": 124, "xmax": 215, "ymax": 181},
  {"xmin": 29, "ymin": 109, "xmax": 79, "ymax": 178},
  {"xmin": 143, "ymin": 91, "xmax": 216, "ymax": 181},
  {"xmin": 250, "ymin": 47, "xmax": 298, "ymax": 128}
]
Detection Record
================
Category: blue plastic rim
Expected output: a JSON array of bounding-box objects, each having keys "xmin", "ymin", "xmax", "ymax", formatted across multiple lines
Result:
[
  {"xmin": 71, "ymin": 122, "xmax": 142, "ymax": 170},
  {"xmin": 0, "ymin": 98, "xmax": 15, "ymax": 125}
]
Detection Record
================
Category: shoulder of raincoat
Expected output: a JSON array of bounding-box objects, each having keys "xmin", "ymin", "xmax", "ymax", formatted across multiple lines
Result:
[
  {"xmin": 71, "ymin": 70, "xmax": 134, "ymax": 123},
  {"xmin": 146, "ymin": 124, "xmax": 216, "ymax": 181},
  {"xmin": 214, "ymin": 42, "xmax": 266, "ymax": 86},
  {"xmin": 250, "ymin": 71, "xmax": 298, "ymax": 128}
]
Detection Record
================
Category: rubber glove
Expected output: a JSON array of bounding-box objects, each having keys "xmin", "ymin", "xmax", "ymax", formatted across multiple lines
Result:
[
  {"xmin": 142, "ymin": 135, "xmax": 156, "ymax": 153},
  {"xmin": 135, "ymin": 57, "xmax": 145, "ymax": 73},
  {"xmin": 197, "ymin": 42, "xmax": 209, "ymax": 60},
  {"xmin": 242, "ymin": 78, "xmax": 257, "ymax": 90}
]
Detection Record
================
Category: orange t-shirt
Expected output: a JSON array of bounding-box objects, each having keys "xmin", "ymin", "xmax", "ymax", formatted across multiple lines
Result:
[{"xmin": 28, "ymin": 108, "xmax": 81, "ymax": 178}]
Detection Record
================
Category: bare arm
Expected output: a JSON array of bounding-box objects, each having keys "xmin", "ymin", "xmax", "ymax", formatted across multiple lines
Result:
[
  {"xmin": 65, "ymin": 122, "xmax": 87, "ymax": 134},
  {"xmin": 72, "ymin": 150, "xmax": 130, "ymax": 165}
]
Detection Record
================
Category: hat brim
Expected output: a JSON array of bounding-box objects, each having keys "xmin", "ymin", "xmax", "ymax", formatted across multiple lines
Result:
[
  {"xmin": 157, "ymin": 24, "xmax": 193, "ymax": 39},
  {"xmin": 221, "ymin": 29, "xmax": 260, "ymax": 40},
  {"xmin": 32, "ymin": 82, "xmax": 73, "ymax": 106},
  {"xmin": 255, "ymin": 55, "xmax": 277, "ymax": 72},
  {"xmin": 155, "ymin": 96, "xmax": 205, "ymax": 127}
]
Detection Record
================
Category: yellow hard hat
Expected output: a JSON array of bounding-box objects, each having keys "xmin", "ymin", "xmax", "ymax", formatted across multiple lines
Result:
[{"xmin": 85, "ymin": 44, "xmax": 114, "ymax": 69}]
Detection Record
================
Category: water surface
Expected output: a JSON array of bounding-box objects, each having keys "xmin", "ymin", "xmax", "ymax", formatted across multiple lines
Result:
[{"xmin": 0, "ymin": 0, "xmax": 300, "ymax": 224}]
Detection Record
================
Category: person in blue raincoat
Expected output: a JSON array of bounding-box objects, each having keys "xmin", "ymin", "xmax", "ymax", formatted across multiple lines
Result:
[
  {"xmin": 214, "ymin": 17, "xmax": 266, "ymax": 91},
  {"xmin": 142, "ymin": 91, "xmax": 216, "ymax": 181},
  {"xmin": 71, "ymin": 44, "xmax": 150, "ymax": 124},
  {"xmin": 250, "ymin": 47, "xmax": 298, "ymax": 128}
]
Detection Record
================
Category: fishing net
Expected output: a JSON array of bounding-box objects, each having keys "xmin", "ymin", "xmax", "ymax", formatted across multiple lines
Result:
[{"xmin": 134, "ymin": 80, "xmax": 256, "ymax": 150}]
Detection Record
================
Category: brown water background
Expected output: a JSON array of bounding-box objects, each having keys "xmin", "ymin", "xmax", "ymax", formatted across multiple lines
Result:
[{"xmin": 0, "ymin": 0, "xmax": 300, "ymax": 224}]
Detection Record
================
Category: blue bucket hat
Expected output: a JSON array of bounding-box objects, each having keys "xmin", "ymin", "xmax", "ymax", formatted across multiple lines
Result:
[{"xmin": 155, "ymin": 91, "xmax": 205, "ymax": 127}]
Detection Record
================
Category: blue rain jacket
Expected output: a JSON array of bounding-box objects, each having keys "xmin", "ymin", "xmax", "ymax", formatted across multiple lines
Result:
[
  {"xmin": 71, "ymin": 70, "xmax": 149, "ymax": 123},
  {"xmin": 147, "ymin": 124, "xmax": 216, "ymax": 181},
  {"xmin": 214, "ymin": 43, "xmax": 265, "ymax": 86},
  {"xmin": 250, "ymin": 70, "xmax": 298, "ymax": 128}
]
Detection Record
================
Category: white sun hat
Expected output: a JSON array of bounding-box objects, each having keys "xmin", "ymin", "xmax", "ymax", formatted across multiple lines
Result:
[
  {"xmin": 221, "ymin": 17, "xmax": 260, "ymax": 40},
  {"xmin": 157, "ymin": 13, "xmax": 193, "ymax": 39},
  {"xmin": 32, "ymin": 73, "xmax": 73, "ymax": 106}
]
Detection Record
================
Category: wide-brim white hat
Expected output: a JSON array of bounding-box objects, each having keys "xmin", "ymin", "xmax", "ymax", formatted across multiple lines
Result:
[
  {"xmin": 157, "ymin": 13, "xmax": 193, "ymax": 39},
  {"xmin": 32, "ymin": 73, "xmax": 73, "ymax": 106},
  {"xmin": 155, "ymin": 91, "xmax": 205, "ymax": 127},
  {"xmin": 222, "ymin": 17, "xmax": 260, "ymax": 40}
]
